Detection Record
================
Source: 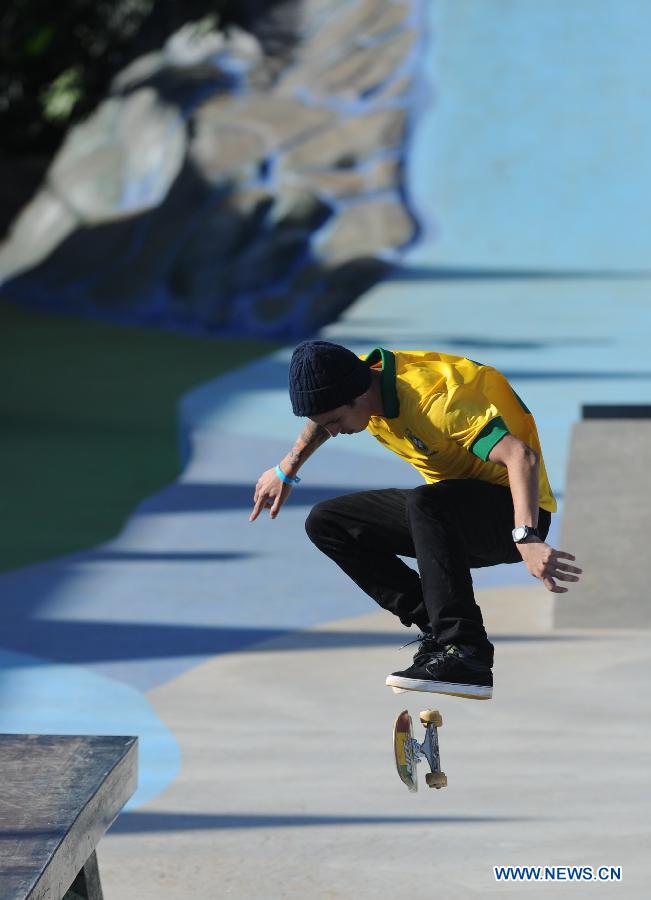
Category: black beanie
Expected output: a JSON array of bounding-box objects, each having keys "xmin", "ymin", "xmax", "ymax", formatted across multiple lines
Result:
[{"xmin": 289, "ymin": 340, "xmax": 372, "ymax": 416}]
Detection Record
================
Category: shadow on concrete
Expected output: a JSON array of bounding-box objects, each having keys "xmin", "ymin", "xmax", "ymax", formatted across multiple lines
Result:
[
  {"xmin": 478, "ymin": 369, "xmax": 651, "ymax": 381},
  {"xmin": 143, "ymin": 482, "xmax": 388, "ymax": 513},
  {"xmin": 111, "ymin": 811, "xmax": 536, "ymax": 833},
  {"xmin": 0, "ymin": 622, "xmax": 588, "ymax": 669},
  {"xmin": 0, "ymin": 622, "xmax": 290, "ymax": 666},
  {"xmin": 252, "ymin": 631, "xmax": 587, "ymax": 652},
  {"xmin": 332, "ymin": 331, "xmax": 614, "ymax": 352},
  {"xmin": 387, "ymin": 265, "xmax": 651, "ymax": 282},
  {"xmin": 82, "ymin": 550, "xmax": 254, "ymax": 562},
  {"xmin": 436, "ymin": 336, "xmax": 614, "ymax": 351}
]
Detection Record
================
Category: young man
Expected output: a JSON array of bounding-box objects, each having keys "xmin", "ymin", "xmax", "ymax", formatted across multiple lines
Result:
[{"xmin": 250, "ymin": 341, "xmax": 582, "ymax": 699}]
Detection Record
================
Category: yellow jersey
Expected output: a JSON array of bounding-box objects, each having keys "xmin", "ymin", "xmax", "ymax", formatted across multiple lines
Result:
[{"xmin": 362, "ymin": 348, "xmax": 557, "ymax": 514}]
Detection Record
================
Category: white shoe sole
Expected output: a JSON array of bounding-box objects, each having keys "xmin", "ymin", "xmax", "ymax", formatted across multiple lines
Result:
[{"xmin": 386, "ymin": 675, "xmax": 492, "ymax": 700}]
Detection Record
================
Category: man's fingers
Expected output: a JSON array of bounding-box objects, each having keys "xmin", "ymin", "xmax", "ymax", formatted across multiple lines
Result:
[
  {"xmin": 250, "ymin": 477, "xmax": 291, "ymax": 522},
  {"xmin": 269, "ymin": 486, "xmax": 292, "ymax": 518},
  {"xmin": 543, "ymin": 576, "xmax": 568, "ymax": 594},
  {"xmin": 546, "ymin": 583, "xmax": 567, "ymax": 593},
  {"xmin": 547, "ymin": 550, "xmax": 582, "ymax": 584},
  {"xmin": 251, "ymin": 495, "xmax": 283, "ymax": 521},
  {"xmin": 249, "ymin": 499, "xmax": 263, "ymax": 522},
  {"xmin": 250, "ymin": 494, "xmax": 269, "ymax": 522},
  {"xmin": 549, "ymin": 559, "xmax": 582, "ymax": 582},
  {"xmin": 556, "ymin": 562, "xmax": 582, "ymax": 574},
  {"xmin": 553, "ymin": 570, "xmax": 580, "ymax": 582}
]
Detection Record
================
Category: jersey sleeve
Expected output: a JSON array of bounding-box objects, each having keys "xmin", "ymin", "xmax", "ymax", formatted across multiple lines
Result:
[{"xmin": 419, "ymin": 384, "xmax": 510, "ymax": 462}]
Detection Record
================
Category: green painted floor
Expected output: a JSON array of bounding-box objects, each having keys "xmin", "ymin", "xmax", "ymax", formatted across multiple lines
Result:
[{"xmin": 0, "ymin": 299, "xmax": 278, "ymax": 571}]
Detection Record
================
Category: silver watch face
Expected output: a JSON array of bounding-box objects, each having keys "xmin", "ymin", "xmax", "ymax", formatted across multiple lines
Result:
[{"xmin": 513, "ymin": 526, "xmax": 527, "ymax": 542}]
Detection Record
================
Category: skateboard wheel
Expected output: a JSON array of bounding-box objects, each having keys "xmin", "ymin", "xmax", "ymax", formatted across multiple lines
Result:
[
  {"xmin": 426, "ymin": 771, "xmax": 447, "ymax": 789},
  {"xmin": 419, "ymin": 710, "xmax": 442, "ymax": 727}
]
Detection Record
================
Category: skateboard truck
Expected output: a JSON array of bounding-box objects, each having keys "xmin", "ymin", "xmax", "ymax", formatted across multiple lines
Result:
[{"xmin": 393, "ymin": 709, "xmax": 447, "ymax": 792}]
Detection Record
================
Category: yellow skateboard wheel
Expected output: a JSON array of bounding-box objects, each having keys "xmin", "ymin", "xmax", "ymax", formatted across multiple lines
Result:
[
  {"xmin": 426, "ymin": 771, "xmax": 447, "ymax": 789},
  {"xmin": 419, "ymin": 710, "xmax": 442, "ymax": 727}
]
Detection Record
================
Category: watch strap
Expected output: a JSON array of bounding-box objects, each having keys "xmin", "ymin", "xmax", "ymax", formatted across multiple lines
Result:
[{"xmin": 513, "ymin": 525, "xmax": 539, "ymax": 543}]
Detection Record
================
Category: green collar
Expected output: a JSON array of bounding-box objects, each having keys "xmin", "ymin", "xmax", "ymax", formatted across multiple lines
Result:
[{"xmin": 364, "ymin": 347, "xmax": 400, "ymax": 418}]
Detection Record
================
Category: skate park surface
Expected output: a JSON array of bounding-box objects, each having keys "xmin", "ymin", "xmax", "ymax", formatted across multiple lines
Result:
[{"xmin": 3, "ymin": 1, "xmax": 651, "ymax": 896}]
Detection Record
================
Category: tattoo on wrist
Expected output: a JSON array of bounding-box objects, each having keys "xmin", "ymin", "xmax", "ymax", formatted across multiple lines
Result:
[{"xmin": 286, "ymin": 422, "xmax": 329, "ymax": 469}]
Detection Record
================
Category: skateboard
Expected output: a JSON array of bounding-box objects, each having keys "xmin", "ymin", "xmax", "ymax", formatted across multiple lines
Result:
[{"xmin": 393, "ymin": 709, "xmax": 447, "ymax": 792}]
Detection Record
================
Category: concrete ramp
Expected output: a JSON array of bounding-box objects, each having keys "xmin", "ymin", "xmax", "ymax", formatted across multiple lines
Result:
[{"xmin": 555, "ymin": 406, "xmax": 651, "ymax": 628}]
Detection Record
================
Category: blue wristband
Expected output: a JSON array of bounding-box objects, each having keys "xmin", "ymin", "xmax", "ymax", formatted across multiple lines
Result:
[{"xmin": 275, "ymin": 464, "xmax": 301, "ymax": 485}]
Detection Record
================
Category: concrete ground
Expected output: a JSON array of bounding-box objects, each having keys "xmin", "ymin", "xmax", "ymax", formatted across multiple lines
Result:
[{"xmin": 100, "ymin": 587, "xmax": 651, "ymax": 897}]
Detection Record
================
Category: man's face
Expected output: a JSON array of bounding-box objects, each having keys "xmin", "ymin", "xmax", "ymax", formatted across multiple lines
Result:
[{"xmin": 309, "ymin": 395, "xmax": 372, "ymax": 437}]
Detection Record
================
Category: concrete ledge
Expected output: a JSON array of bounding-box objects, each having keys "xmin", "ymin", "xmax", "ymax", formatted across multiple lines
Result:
[{"xmin": 555, "ymin": 419, "xmax": 651, "ymax": 628}]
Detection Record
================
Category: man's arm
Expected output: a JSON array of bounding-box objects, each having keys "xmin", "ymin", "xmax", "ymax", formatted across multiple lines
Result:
[
  {"xmin": 250, "ymin": 421, "xmax": 330, "ymax": 522},
  {"xmin": 279, "ymin": 420, "xmax": 331, "ymax": 479},
  {"xmin": 488, "ymin": 434, "xmax": 582, "ymax": 593},
  {"xmin": 488, "ymin": 433, "xmax": 540, "ymax": 526}
]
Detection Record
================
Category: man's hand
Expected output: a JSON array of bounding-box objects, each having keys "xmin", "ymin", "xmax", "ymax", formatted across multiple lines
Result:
[
  {"xmin": 517, "ymin": 537, "xmax": 583, "ymax": 593},
  {"xmin": 250, "ymin": 468, "xmax": 293, "ymax": 522}
]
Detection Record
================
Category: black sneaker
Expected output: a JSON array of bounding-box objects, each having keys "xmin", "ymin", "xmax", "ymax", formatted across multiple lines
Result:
[
  {"xmin": 386, "ymin": 644, "xmax": 493, "ymax": 699},
  {"xmin": 402, "ymin": 631, "xmax": 444, "ymax": 666}
]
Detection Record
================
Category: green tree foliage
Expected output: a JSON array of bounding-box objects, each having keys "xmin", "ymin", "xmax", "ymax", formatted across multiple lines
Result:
[{"xmin": 0, "ymin": 0, "xmax": 283, "ymax": 156}]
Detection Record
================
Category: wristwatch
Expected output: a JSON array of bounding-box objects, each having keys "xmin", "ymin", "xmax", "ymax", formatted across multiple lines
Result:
[{"xmin": 512, "ymin": 525, "xmax": 539, "ymax": 543}]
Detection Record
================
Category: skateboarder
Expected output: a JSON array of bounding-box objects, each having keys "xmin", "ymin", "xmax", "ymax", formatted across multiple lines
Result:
[{"xmin": 250, "ymin": 341, "xmax": 582, "ymax": 698}]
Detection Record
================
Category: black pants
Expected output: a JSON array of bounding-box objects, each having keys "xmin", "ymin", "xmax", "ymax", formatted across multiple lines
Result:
[{"xmin": 305, "ymin": 479, "xmax": 551, "ymax": 666}]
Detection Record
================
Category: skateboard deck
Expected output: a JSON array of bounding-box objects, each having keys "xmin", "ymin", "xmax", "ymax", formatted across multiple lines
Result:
[{"xmin": 393, "ymin": 709, "xmax": 447, "ymax": 792}]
